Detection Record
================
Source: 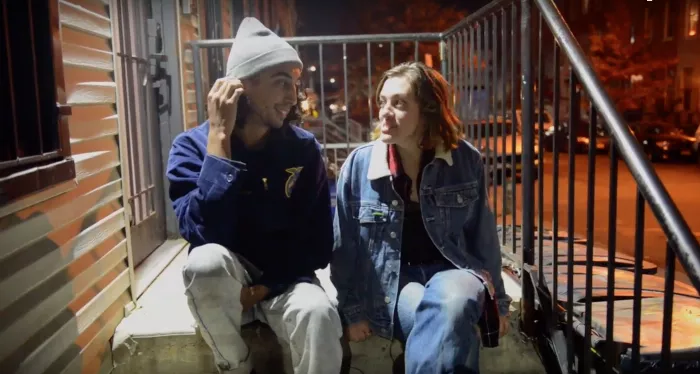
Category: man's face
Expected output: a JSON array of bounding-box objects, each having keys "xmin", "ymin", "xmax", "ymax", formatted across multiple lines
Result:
[
  {"xmin": 243, "ymin": 63, "xmax": 302, "ymax": 128},
  {"xmin": 377, "ymin": 77, "xmax": 422, "ymax": 147}
]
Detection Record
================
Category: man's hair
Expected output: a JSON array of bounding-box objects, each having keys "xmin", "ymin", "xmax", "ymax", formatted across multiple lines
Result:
[
  {"xmin": 374, "ymin": 61, "xmax": 463, "ymax": 150},
  {"xmin": 233, "ymin": 78, "xmax": 305, "ymax": 128}
]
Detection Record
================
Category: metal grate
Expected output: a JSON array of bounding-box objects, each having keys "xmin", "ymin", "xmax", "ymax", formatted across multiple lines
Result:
[{"xmin": 0, "ymin": 0, "xmax": 69, "ymax": 177}]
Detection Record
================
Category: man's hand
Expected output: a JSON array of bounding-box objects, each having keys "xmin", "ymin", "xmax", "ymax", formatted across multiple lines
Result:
[
  {"xmin": 240, "ymin": 285, "xmax": 270, "ymax": 312},
  {"xmin": 346, "ymin": 320, "xmax": 372, "ymax": 342},
  {"xmin": 207, "ymin": 77, "xmax": 244, "ymax": 159},
  {"xmin": 499, "ymin": 314, "xmax": 510, "ymax": 338}
]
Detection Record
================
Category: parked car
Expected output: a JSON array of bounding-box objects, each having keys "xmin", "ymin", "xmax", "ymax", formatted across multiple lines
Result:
[
  {"xmin": 516, "ymin": 108, "xmax": 554, "ymax": 133},
  {"xmin": 542, "ymin": 120, "xmax": 611, "ymax": 154},
  {"xmin": 629, "ymin": 121, "xmax": 697, "ymax": 162},
  {"xmin": 466, "ymin": 118, "xmax": 539, "ymax": 184}
]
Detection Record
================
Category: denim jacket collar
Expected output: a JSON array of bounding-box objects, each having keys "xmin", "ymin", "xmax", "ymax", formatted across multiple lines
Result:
[{"xmin": 366, "ymin": 140, "xmax": 454, "ymax": 181}]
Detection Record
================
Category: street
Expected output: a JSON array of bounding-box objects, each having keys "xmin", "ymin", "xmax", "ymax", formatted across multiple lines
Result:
[{"xmin": 492, "ymin": 153, "xmax": 700, "ymax": 286}]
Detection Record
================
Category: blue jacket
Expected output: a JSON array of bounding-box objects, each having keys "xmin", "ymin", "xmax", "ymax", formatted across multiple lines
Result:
[
  {"xmin": 166, "ymin": 122, "xmax": 333, "ymax": 297},
  {"xmin": 330, "ymin": 140, "xmax": 511, "ymax": 337}
]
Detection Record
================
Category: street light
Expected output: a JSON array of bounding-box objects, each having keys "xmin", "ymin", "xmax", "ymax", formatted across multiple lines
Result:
[
  {"xmin": 307, "ymin": 66, "xmax": 317, "ymax": 91},
  {"xmin": 330, "ymin": 77, "xmax": 336, "ymax": 83}
]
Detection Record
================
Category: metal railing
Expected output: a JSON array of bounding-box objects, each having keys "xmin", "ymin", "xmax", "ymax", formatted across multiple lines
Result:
[
  {"xmin": 443, "ymin": 0, "xmax": 700, "ymax": 373},
  {"xmin": 187, "ymin": 1, "xmax": 700, "ymax": 371},
  {"xmin": 189, "ymin": 33, "xmax": 442, "ymax": 164}
]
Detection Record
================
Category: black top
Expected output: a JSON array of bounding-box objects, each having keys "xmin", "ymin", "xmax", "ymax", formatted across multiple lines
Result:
[{"xmin": 387, "ymin": 145, "xmax": 450, "ymax": 266}]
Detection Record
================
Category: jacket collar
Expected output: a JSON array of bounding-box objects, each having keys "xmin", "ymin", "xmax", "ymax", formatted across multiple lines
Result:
[{"xmin": 367, "ymin": 140, "xmax": 454, "ymax": 181}]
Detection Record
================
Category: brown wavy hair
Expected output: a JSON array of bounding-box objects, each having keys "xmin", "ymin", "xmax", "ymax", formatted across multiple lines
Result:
[{"xmin": 374, "ymin": 61, "xmax": 463, "ymax": 150}]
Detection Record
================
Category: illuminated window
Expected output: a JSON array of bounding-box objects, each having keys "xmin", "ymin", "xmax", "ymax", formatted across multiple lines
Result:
[
  {"xmin": 582, "ymin": 0, "xmax": 589, "ymax": 14},
  {"xmin": 688, "ymin": 0, "xmax": 699, "ymax": 37}
]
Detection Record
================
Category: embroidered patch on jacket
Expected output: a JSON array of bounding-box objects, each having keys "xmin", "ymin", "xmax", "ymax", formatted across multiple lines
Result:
[{"xmin": 284, "ymin": 167, "xmax": 304, "ymax": 198}]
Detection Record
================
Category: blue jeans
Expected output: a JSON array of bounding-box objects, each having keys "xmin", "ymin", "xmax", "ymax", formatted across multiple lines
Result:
[{"xmin": 394, "ymin": 263, "xmax": 485, "ymax": 374}]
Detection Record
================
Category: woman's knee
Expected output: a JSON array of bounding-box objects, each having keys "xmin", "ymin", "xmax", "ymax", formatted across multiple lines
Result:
[{"xmin": 425, "ymin": 270, "xmax": 485, "ymax": 322}]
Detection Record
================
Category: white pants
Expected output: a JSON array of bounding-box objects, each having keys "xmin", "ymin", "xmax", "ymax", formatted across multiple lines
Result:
[{"xmin": 182, "ymin": 244, "xmax": 343, "ymax": 374}]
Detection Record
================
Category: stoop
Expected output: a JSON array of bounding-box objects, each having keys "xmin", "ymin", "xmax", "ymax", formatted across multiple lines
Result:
[{"xmin": 110, "ymin": 247, "xmax": 545, "ymax": 374}]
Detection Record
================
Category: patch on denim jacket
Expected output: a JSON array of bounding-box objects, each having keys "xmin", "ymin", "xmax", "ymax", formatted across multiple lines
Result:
[{"xmin": 284, "ymin": 166, "xmax": 303, "ymax": 198}]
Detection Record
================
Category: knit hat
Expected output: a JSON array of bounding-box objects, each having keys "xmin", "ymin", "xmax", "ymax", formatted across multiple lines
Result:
[{"xmin": 226, "ymin": 17, "xmax": 303, "ymax": 79}]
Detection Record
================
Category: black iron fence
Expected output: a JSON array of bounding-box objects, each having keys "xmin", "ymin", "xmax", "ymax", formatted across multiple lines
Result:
[
  {"xmin": 188, "ymin": 0, "xmax": 700, "ymax": 371},
  {"xmin": 445, "ymin": 0, "xmax": 700, "ymax": 373}
]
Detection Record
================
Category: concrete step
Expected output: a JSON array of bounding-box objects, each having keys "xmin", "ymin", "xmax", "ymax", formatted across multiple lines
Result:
[{"xmin": 111, "ymin": 248, "xmax": 545, "ymax": 374}]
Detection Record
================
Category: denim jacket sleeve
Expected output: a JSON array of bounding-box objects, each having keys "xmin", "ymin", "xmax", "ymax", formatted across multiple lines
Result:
[
  {"xmin": 166, "ymin": 131, "xmax": 246, "ymax": 248},
  {"xmin": 466, "ymin": 154, "xmax": 512, "ymax": 316},
  {"xmin": 330, "ymin": 156, "xmax": 364, "ymax": 326}
]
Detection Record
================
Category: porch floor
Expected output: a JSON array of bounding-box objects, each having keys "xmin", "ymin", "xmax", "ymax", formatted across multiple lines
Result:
[{"xmin": 110, "ymin": 245, "xmax": 545, "ymax": 374}]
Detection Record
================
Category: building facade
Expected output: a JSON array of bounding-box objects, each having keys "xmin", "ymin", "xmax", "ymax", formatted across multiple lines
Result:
[{"xmin": 564, "ymin": 0, "xmax": 700, "ymax": 117}]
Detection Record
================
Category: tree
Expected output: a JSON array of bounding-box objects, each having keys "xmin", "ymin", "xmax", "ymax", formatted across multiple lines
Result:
[{"xmin": 587, "ymin": 3, "xmax": 677, "ymax": 113}]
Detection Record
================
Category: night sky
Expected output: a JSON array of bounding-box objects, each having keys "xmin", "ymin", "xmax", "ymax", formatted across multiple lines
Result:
[{"xmin": 296, "ymin": 0, "xmax": 492, "ymax": 36}]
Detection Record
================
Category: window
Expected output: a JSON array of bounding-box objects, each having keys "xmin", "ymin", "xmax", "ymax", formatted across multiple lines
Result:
[
  {"xmin": 688, "ymin": 0, "xmax": 699, "ymax": 37},
  {"xmin": 0, "ymin": 0, "xmax": 75, "ymax": 206},
  {"xmin": 644, "ymin": 8, "xmax": 653, "ymax": 39},
  {"xmin": 664, "ymin": 2, "xmax": 674, "ymax": 40},
  {"xmin": 683, "ymin": 68, "xmax": 694, "ymax": 111}
]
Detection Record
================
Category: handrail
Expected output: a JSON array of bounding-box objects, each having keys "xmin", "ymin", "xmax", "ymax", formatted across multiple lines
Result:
[
  {"xmin": 441, "ymin": 0, "xmax": 514, "ymax": 38},
  {"xmin": 189, "ymin": 32, "xmax": 442, "ymax": 48},
  {"xmin": 535, "ymin": 0, "xmax": 700, "ymax": 292}
]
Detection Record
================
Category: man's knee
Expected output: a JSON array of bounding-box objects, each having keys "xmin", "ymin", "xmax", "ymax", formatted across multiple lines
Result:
[
  {"xmin": 291, "ymin": 284, "xmax": 342, "ymax": 331},
  {"xmin": 183, "ymin": 243, "xmax": 232, "ymax": 280}
]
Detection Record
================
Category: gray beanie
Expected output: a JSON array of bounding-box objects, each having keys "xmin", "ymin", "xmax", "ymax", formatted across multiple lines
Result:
[{"xmin": 226, "ymin": 17, "xmax": 302, "ymax": 79}]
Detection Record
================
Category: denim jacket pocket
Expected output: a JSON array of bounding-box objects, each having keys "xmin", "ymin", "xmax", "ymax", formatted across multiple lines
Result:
[
  {"xmin": 434, "ymin": 181, "xmax": 479, "ymax": 207},
  {"xmin": 354, "ymin": 203, "xmax": 389, "ymax": 253},
  {"xmin": 434, "ymin": 181, "xmax": 479, "ymax": 225}
]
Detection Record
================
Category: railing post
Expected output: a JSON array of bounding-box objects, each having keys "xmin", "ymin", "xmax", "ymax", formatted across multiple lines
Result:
[
  {"xmin": 192, "ymin": 44, "xmax": 205, "ymax": 124},
  {"xmin": 520, "ymin": 0, "xmax": 535, "ymax": 267},
  {"xmin": 439, "ymin": 40, "xmax": 448, "ymax": 78}
]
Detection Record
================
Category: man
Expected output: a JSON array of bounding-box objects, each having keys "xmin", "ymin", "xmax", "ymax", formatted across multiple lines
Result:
[{"xmin": 166, "ymin": 17, "xmax": 342, "ymax": 374}]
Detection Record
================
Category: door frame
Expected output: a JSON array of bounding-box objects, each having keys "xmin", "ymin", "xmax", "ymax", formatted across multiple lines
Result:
[
  {"xmin": 114, "ymin": 0, "xmax": 170, "ymax": 267},
  {"xmin": 151, "ymin": 0, "xmax": 185, "ymax": 238}
]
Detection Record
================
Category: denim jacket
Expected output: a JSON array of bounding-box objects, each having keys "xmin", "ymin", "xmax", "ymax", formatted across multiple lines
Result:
[{"xmin": 330, "ymin": 140, "xmax": 511, "ymax": 337}]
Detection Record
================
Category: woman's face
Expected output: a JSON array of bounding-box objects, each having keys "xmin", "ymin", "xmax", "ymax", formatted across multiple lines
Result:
[{"xmin": 377, "ymin": 77, "xmax": 422, "ymax": 148}]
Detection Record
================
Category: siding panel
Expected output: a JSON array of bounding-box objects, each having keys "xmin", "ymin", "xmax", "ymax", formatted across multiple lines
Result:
[{"xmin": 0, "ymin": 1, "xmax": 130, "ymax": 373}]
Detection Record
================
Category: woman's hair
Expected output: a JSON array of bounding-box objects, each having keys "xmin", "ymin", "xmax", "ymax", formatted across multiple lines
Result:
[
  {"xmin": 233, "ymin": 80, "xmax": 305, "ymax": 128},
  {"xmin": 374, "ymin": 61, "xmax": 463, "ymax": 150}
]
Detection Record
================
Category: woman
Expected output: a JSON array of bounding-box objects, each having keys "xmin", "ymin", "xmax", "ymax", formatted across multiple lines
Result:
[{"xmin": 331, "ymin": 62, "xmax": 511, "ymax": 373}]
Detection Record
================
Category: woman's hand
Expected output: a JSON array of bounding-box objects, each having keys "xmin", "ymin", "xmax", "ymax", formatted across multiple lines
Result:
[{"xmin": 346, "ymin": 320, "xmax": 372, "ymax": 342}]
